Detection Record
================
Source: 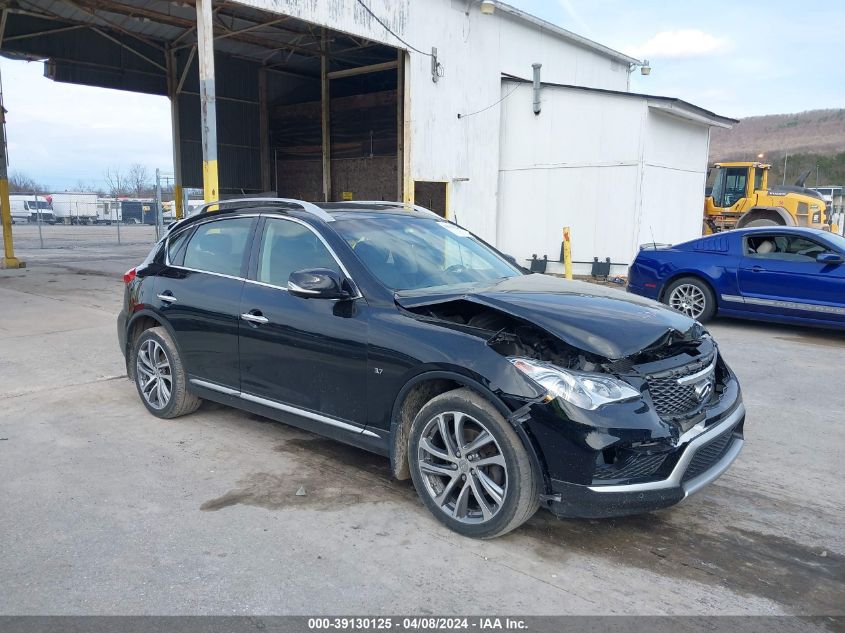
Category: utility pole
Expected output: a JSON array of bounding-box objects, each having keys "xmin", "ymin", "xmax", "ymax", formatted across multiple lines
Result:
[
  {"xmin": 782, "ymin": 153, "xmax": 788, "ymax": 186},
  {"xmin": 196, "ymin": 0, "xmax": 219, "ymax": 206},
  {"xmin": 0, "ymin": 65, "xmax": 23, "ymax": 268}
]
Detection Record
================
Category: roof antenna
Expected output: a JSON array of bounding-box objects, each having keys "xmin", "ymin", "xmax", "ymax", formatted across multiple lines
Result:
[{"xmin": 650, "ymin": 225, "xmax": 657, "ymax": 250}]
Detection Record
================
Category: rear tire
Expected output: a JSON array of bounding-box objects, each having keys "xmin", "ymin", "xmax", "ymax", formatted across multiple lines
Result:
[
  {"xmin": 408, "ymin": 388, "xmax": 540, "ymax": 539},
  {"xmin": 663, "ymin": 277, "xmax": 716, "ymax": 322},
  {"xmin": 132, "ymin": 326, "xmax": 201, "ymax": 419}
]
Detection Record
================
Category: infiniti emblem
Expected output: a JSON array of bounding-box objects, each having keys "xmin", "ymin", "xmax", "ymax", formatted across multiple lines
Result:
[{"xmin": 693, "ymin": 378, "xmax": 713, "ymax": 402}]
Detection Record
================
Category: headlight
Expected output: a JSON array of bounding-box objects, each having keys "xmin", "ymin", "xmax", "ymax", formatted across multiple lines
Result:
[{"xmin": 509, "ymin": 357, "xmax": 640, "ymax": 410}]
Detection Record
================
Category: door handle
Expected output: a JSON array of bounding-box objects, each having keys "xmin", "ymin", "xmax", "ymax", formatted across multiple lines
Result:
[
  {"xmin": 241, "ymin": 311, "xmax": 269, "ymax": 325},
  {"xmin": 157, "ymin": 292, "xmax": 178, "ymax": 303},
  {"xmin": 751, "ymin": 266, "xmax": 764, "ymax": 272}
]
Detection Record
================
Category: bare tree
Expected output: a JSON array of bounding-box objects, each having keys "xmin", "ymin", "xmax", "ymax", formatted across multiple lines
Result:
[
  {"xmin": 9, "ymin": 171, "xmax": 46, "ymax": 194},
  {"xmin": 103, "ymin": 165, "xmax": 128, "ymax": 198},
  {"xmin": 73, "ymin": 179, "xmax": 99, "ymax": 193},
  {"xmin": 126, "ymin": 163, "xmax": 150, "ymax": 198}
]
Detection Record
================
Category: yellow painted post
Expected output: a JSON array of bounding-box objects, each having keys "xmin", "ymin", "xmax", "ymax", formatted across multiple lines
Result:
[
  {"xmin": 0, "ymin": 98, "xmax": 23, "ymax": 268},
  {"xmin": 196, "ymin": 0, "xmax": 219, "ymax": 209},
  {"xmin": 1, "ymin": 178, "xmax": 22, "ymax": 268},
  {"xmin": 173, "ymin": 184, "xmax": 183, "ymax": 220},
  {"xmin": 563, "ymin": 226, "xmax": 572, "ymax": 279}
]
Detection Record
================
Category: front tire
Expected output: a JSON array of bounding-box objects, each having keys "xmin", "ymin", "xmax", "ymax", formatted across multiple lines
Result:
[
  {"xmin": 663, "ymin": 276, "xmax": 716, "ymax": 322},
  {"xmin": 408, "ymin": 388, "xmax": 539, "ymax": 538},
  {"xmin": 132, "ymin": 326, "xmax": 201, "ymax": 419}
]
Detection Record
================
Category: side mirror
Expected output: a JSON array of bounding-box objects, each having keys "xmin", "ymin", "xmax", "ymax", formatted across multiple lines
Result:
[
  {"xmin": 817, "ymin": 252, "xmax": 843, "ymax": 265},
  {"xmin": 288, "ymin": 268, "xmax": 351, "ymax": 299}
]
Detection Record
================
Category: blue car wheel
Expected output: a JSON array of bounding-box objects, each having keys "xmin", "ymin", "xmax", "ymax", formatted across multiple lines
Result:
[{"xmin": 663, "ymin": 277, "xmax": 716, "ymax": 322}]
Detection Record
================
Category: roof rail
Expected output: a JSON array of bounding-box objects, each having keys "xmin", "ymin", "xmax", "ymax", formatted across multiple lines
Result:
[
  {"xmin": 193, "ymin": 197, "xmax": 334, "ymax": 222},
  {"xmin": 342, "ymin": 200, "xmax": 441, "ymax": 220}
]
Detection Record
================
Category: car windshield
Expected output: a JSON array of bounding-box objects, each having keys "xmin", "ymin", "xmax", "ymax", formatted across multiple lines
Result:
[
  {"xmin": 332, "ymin": 215, "xmax": 522, "ymax": 291},
  {"xmin": 824, "ymin": 231, "xmax": 845, "ymax": 253}
]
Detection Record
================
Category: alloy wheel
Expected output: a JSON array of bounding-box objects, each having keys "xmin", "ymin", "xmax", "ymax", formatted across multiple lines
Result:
[
  {"xmin": 416, "ymin": 411, "xmax": 508, "ymax": 524},
  {"xmin": 669, "ymin": 283, "xmax": 706, "ymax": 320},
  {"xmin": 136, "ymin": 339, "xmax": 173, "ymax": 410}
]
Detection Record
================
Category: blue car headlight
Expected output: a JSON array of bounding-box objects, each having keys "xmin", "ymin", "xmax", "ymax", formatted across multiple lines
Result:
[{"xmin": 509, "ymin": 357, "xmax": 640, "ymax": 410}]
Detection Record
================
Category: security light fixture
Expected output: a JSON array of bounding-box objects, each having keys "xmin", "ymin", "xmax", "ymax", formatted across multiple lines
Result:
[
  {"xmin": 466, "ymin": 0, "xmax": 496, "ymax": 15},
  {"xmin": 640, "ymin": 60, "xmax": 651, "ymax": 75}
]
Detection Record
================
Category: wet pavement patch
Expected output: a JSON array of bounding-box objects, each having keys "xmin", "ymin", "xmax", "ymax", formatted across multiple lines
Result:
[
  {"xmin": 522, "ymin": 512, "xmax": 844, "ymax": 615},
  {"xmin": 201, "ymin": 437, "xmax": 413, "ymax": 513},
  {"xmin": 200, "ymin": 435, "xmax": 843, "ymax": 615},
  {"xmin": 200, "ymin": 472, "xmax": 367, "ymax": 512}
]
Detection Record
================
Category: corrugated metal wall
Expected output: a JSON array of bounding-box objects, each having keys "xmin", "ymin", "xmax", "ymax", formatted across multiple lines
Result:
[
  {"xmin": 174, "ymin": 51, "xmax": 263, "ymax": 192},
  {"xmin": 8, "ymin": 14, "xmax": 168, "ymax": 95}
]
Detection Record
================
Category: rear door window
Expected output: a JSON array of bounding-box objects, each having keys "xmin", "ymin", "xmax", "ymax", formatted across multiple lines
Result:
[{"xmin": 182, "ymin": 217, "xmax": 255, "ymax": 277}]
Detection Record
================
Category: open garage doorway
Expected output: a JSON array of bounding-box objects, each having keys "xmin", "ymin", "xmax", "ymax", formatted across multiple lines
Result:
[
  {"xmin": 414, "ymin": 181, "xmax": 448, "ymax": 218},
  {"xmin": 0, "ymin": 1, "xmax": 405, "ymax": 204},
  {"xmin": 272, "ymin": 49, "xmax": 403, "ymax": 202}
]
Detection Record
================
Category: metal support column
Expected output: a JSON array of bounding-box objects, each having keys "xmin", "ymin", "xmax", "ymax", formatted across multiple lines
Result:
[
  {"xmin": 167, "ymin": 47, "xmax": 184, "ymax": 219},
  {"xmin": 0, "ymin": 66, "xmax": 23, "ymax": 268},
  {"xmin": 396, "ymin": 49, "xmax": 403, "ymax": 202},
  {"xmin": 196, "ymin": 0, "xmax": 219, "ymax": 203},
  {"xmin": 320, "ymin": 28, "xmax": 331, "ymax": 202},
  {"xmin": 258, "ymin": 66, "xmax": 271, "ymax": 192},
  {"xmin": 154, "ymin": 169, "xmax": 164, "ymax": 239}
]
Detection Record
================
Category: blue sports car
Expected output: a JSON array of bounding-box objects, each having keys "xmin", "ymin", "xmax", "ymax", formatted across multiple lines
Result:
[{"xmin": 628, "ymin": 227, "xmax": 845, "ymax": 328}]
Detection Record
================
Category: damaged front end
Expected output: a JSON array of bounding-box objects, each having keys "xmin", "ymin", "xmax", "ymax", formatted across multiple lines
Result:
[{"xmin": 400, "ymin": 290, "xmax": 744, "ymax": 519}]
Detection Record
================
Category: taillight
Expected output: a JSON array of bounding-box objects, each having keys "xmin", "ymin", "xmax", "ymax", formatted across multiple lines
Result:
[{"xmin": 123, "ymin": 267, "xmax": 137, "ymax": 284}]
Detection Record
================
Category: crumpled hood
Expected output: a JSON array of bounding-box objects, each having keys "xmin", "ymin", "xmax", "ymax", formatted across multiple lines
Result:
[{"xmin": 395, "ymin": 274, "xmax": 700, "ymax": 360}]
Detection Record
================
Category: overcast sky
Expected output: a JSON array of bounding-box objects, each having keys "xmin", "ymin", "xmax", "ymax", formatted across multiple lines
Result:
[{"xmin": 1, "ymin": 0, "xmax": 842, "ymax": 190}]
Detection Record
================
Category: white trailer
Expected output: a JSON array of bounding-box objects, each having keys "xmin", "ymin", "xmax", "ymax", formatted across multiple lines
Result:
[
  {"xmin": 95, "ymin": 199, "xmax": 122, "ymax": 224},
  {"xmin": 50, "ymin": 191, "xmax": 99, "ymax": 224},
  {"xmin": 5, "ymin": 194, "xmax": 55, "ymax": 224}
]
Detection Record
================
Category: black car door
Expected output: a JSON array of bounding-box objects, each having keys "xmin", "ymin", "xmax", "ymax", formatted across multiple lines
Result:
[
  {"xmin": 156, "ymin": 216, "xmax": 256, "ymax": 390},
  {"xmin": 238, "ymin": 216, "xmax": 370, "ymax": 429}
]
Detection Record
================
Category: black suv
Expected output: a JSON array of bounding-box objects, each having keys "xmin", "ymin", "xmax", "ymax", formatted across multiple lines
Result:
[{"xmin": 118, "ymin": 199, "xmax": 745, "ymax": 538}]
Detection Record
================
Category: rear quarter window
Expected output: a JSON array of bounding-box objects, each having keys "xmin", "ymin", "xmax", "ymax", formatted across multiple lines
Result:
[
  {"xmin": 166, "ymin": 228, "xmax": 194, "ymax": 266},
  {"xmin": 692, "ymin": 236, "xmax": 729, "ymax": 253}
]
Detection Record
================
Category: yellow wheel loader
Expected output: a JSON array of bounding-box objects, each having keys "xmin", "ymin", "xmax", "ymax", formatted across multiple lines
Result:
[{"xmin": 703, "ymin": 162, "xmax": 837, "ymax": 234}]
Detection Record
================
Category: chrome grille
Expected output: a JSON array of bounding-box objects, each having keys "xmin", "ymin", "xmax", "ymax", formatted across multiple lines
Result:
[{"xmin": 646, "ymin": 354, "xmax": 716, "ymax": 421}]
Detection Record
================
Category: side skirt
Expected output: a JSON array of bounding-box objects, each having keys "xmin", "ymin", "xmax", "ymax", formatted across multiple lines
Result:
[{"xmin": 187, "ymin": 379, "xmax": 390, "ymax": 456}]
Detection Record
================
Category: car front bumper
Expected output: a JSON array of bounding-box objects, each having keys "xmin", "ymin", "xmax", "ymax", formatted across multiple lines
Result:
[{"xmin": 543, "ymin": 401, "xmax": 745, "ymax": 518}]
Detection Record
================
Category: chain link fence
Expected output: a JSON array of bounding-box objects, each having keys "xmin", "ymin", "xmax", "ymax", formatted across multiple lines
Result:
[{"xmin": 7, "ymin": 194, "xmax": 161, "ymax": 253}]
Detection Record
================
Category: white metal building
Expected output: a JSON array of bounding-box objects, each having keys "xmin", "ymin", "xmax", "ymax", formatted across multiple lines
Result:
[
  {"xmin": 497, "ymin": 81, "xmax": 735, "ymax": 274},
  {"xmin": 0, "ymin": 0, "xmax": 735, "ymax": 269}
]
